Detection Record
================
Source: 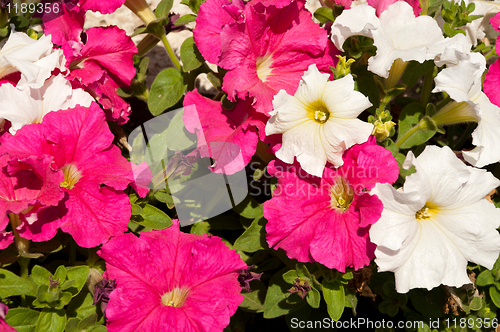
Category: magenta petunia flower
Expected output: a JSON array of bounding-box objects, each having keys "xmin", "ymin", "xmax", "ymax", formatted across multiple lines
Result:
[
  {"xmin": 183, "ymin": 90, "xmax": 268, "ymax": 174},
  {"xmin": 0, "ymin": 103, "xmax": 144, "ymax": 247},
  {"xmin": 484, "ymin": 13, "xmax": 500, "ymax": 107},
  {"xmin": 78, "ymin": 0, "xmax": 126, "ymax": 14},
  {"xmin": 0, "ymin": 153, "xmax": 65, "ymax": 248},
  {"xmin": 43, "ymin": 4, "xmax": 137, "ymax": 124},
  {"xmin": 366, "ymin": 0, "xmax": 421, "ymax": 16},
  {"xmin": 263, "ymin": 137, "xmax": 399, "ymax": 271},
  {"xmin": 98, "ymin": 220, "xmax": 247, "ymax": 332},
  {"xmin": 0, "ymin": 303, "xmax": 15, "ymax": 332},
  {"xmin": 215, "ymin": 0, "xmax": 336, "ymax": 115}
]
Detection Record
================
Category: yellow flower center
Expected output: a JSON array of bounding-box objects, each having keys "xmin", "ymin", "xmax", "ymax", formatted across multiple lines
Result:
[
  {"xmin": 307, "ymin": 100, "xmax": 330, "ymax": 124},
  {"xmin": 415, "ymin": 203, "xmax": 439, "ymax": 221},
  {"xmin": 330, "ymin": 176, "xmax": 353, "ymax": 212},
  {"xmin": 60, "ymin": 163, "xmax": 82, "ymax": 189},
  {"xmin": 161, "ymin": 287, "xmax": 190, "ymax": 307},
  {"xmin": 256, "ymin": 55, "xmax": 274, "ymax": 83}
]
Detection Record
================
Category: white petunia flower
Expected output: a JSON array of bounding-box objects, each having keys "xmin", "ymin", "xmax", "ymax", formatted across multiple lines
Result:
[
  {"xmin": 331, "ymin": 2, "xmax": 459, "ymax": 79},
  {"xmin": 0, "ymin": 74, "xmax": 94, "ymax": 134},
  {"xmin": 0, "ymin": 29, "xmax": 65, "ymax": 88},
  {"xmin": 370, "ymin": 145, "xmax": 500, "ymax": 293},
  {"xmin": 265, "ymin": 64, "xmax": 373, "ymax": 177},
  {"xmin": 432, "ymin": 52, "xmax": 500, "ymax": 167}
]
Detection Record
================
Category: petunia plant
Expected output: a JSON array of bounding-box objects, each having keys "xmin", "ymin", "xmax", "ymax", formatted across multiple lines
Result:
[{"xmin": 0, "ymin": 0, "xmax": 500, "ymax": 331}]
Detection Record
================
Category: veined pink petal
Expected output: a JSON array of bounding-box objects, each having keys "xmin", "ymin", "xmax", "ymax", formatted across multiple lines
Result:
[
  {"xmin": 183, "ymin": 90, "xmax": 267, "ymax": 174},
  {"xmin": 71, "ymin": 27, "xmax": 137, "ymax": 86},
  {"xmin": 42, "ymin": 4, "xmax": 84, "ymax": 46},
  {"xmin": 484, "ymin": 59, "xmax": 500, "ymax": 107},
  {"xmin": 194, "ymin": 0, "xmax": 245, "ymax": 64}
]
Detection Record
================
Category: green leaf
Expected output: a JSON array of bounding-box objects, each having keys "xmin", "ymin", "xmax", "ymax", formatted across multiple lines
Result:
[
  {"xmin": 5, "ymin": 308, "xmax": 40, "ymax": 332},
  {"xmin": 0, "ymin": 268, "xmax": 36, "ymax": 298},
  {"xmin": 63, "ymin": 266, "xmax": 89, "ymax": 297},
  {"xmin": 66, "ymin": 292, "xmax": 97, "ymax": 320},
  {"xmin": 233, "ymin": 217, "xmax": 267, "ymax": 253},
  {"xmin": 240, "ymin": 280, "xmax": 266, "ymax": 313},
  {"xmin": 180, "ymin": 0, "xmax": 203, "ymax": 14},
  {"xmin": 148, "ymin": 68, "xmax": 187, "ymax": 116},
  {"xmin": 65, "ymin": 318, "xmax": 80, "ymax": 332},
  {"xmin": 322, "ymin": 280, "xmax": 345, "ymax": 321},
  {"xmin": 180, "ymin": 37, "xmax": 204, "ymax": 72},
  {"xmin": 306, "ymin": 287, "xmax": 321, "ymax": 309},
  {"xmin": 77, "ymin": 313, "xmax": 98, "ymax": 330},
  {"xmin": 133, "ymin": 204, "xmax": 173, "ymax": 230},
  {"xmin": 469, "ymin": 296, "xmax": 483, "ymax": 311},
  {"xmin": 88, "ymin": 326, "xmax": 107, "ymax": 332},
  {"xmin": 234, "ymin": 196, "xmax": 263, "ymax": 219},
  {"xmin": 476, "ymin": 270, "xmax": 495, "ymax": 286},
  {"xmin": 490, "ymin": 286, "xmax": 500, "ymax": 308},
  {"xmin": 174, "ymin": 14, "xmax": 197, "ymax": 25},
  {"xmin": 35, "ymin": 309, "xmax": 66, "ymax": 332},
  {"xmin": 164, "ymin": 108, "xmax": 196, "ymax": 151},
  {"xmin": 131, "ymin": 204, "xmax": 143, "ymax": 215},
  {"xmin": 155, "ymin": 0, "xmax": 174, "ymax": 18},
  {"xmin": 296, "ymin": 264, "xmax": 312, "ymax": 279},
  {"xmin": 30, "ymin": 265, "xmax": 52, "ymax": 286},
  {"xmin": 136, "ymin": 57, "xmax": 149, "ymax": 82},
  {"xmin": 282, "ymin": 270, "xmax": 299, "ymax": 284},
  {"xmin": 396, "ymin": 102, "xmax": 437, "ymax": 149},
  {"xmin": 263, "ymin": 268, "xmax": 306, "ymax": 319},
  {"xmin": 313, "ymin": 7, "xmax": 335, "ymax": 23}
]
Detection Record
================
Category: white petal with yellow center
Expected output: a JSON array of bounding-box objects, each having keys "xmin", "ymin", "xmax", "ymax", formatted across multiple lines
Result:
[{"xmin": 265, "ymin": 64, "xmax": 372, "ymax": 177}]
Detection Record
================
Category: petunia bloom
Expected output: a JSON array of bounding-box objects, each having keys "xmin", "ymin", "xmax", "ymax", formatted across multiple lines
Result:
[
  {"xmin": 216, "ymin": 0, "xmax": 336, "ymax": 115},
  {"xmin": 331, "ymin": 2, "xmax": 456, "ymax": 79},
  {"xmin": 265, "ymin": 64, "xmax": 373, "ymax": 177},
  {"xmin": 263, "ymin": 137, "xmax": 399, "ymax": 271},
  {"xmin": 432, "ymin": 51, "xmax": 500, "ymax": 167},
  {"xmin": 98, "ymin": 220, "xmax": 247, "ymax": 332},
  {"xmin": 370, "ymin": 145, "xmax": 500, "ymax": 293},
  {"xmin": 0, "ymin": 103, "xmax": 145, "ymax": 247}
]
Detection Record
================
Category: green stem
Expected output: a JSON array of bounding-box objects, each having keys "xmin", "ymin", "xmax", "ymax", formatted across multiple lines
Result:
[
  {"xmin": 395, "ymin": 119, "xmax": 427, "ymax": 147},
  {"xmin": 453, "ymin": 123, "xmax": 475, "ymax": 150},
  {"xmin": 160, "ymin": 33, "xmax": 182, "ymax": 72},
  {"xmin": 420, "ymin": 68, "xmax": 434, "ymax": 105}
]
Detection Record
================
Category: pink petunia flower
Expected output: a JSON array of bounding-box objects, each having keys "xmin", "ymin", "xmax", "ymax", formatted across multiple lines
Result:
[
  {"xmin": 0, "ymin": 303, "xmax": 15, "ymax": 332},
  {"xmin": 483, "ymin": 13, "xmax": 500, "ymax": 108},
  {"xmin": 98, "ymin": 220, "xmax": 247, "ymax": 332},
  {"xmin": 0, "ymin": 102, "xmax": 146, "ymax": 247},
  {"xmin": 263, "ymin": 137, "xmax": 399, "ymax": 271},
  {"xmin": 77, "ymin": 0, "xmax": 126, "ymax": 14},
  {"xmin": 0, "ymin": 153, "xmax": 65, "ymax": 248},
  {"xmin": 183, "ymin": 90, "xmax": 267, "ymax": 174},
  {"xmin": 43, "ymin": 4, "xmax": 137, "ymax": 124},
  {"xmin": 212, "ymin": 0, "xmax": 335, "ymax": 115}
]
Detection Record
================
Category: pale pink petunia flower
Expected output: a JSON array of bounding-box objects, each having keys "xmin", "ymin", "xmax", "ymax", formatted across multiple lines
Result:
[
  {"xmin": 263, "ymin": 137, "xmax": 399, "ymax": 271},
  {"xmin": 98, "ymin": 220, "xmax": 247, "ymax": 332}
]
